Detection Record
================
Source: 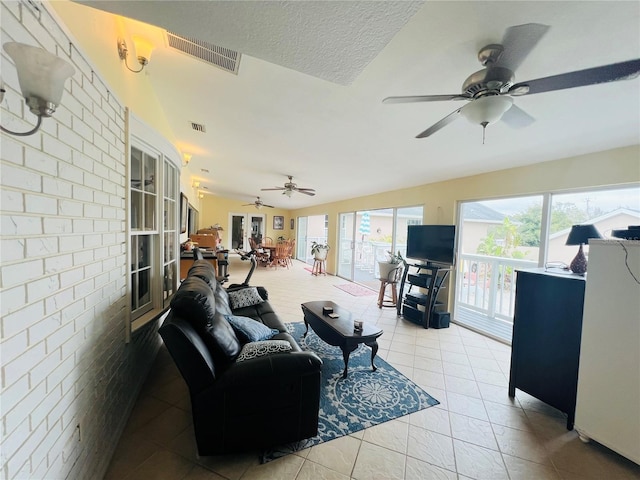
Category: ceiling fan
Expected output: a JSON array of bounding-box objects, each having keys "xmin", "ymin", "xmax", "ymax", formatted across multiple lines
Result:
[
  {"xmin": 242, "ymin": 196, "xmax": 274, "ymax": 209},
  {"xmin": 383, "ymin": 23, "xmax": 640, "ymax": 140},
  {"xmin": 261, "ymin": 175, "xmax": 316, "ymax": 197}
]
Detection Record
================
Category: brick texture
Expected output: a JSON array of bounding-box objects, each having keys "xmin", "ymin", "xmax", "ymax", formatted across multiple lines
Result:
[{"xmin": 0, "ymin": 3, "xmax": 161, "ymax": 479}]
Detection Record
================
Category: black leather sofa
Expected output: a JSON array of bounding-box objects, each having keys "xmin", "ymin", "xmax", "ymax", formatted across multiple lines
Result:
[{"xmin": 159, "ymin": 260, "xmax": 322, "ymax": 455}]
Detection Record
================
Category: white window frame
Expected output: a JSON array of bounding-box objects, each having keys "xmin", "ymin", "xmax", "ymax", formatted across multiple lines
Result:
[{"xmin": 127, "ymin": 113, "xmax": 181, "ymax": 337}]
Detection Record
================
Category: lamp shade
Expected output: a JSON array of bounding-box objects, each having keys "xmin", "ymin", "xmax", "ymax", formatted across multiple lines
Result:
[
  {"xmin": 132, "ymin": 35, "xmax": 154, "ymax": 65},
  {"xmin": 461, "ymin": 96, "xmax": 513, "ymax": 125},
  {"xmin": 566, "ymin": 224, "xmax": 602, "ymax": 245},
  {"xmin": 3, "ymin": 42, "xmax": 75, "ymax": 116}
]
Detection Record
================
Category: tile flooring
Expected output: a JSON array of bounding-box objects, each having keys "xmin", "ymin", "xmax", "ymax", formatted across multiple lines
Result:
[{"xmin": 104, "ymin": 255, "xmax": 640, "ymax": 480}]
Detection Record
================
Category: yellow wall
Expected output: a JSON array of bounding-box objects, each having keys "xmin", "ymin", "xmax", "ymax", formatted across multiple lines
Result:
[
  {"xmin": 51, "ymin": 1, "xmax": 175, "ymax": 142},
  {"xmin": 198, "ymin": 194, "xmax": 293, "ymax": 248}
]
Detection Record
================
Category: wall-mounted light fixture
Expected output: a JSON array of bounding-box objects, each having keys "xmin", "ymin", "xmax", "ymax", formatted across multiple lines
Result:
[
  {"xmin": 182, "ymin": 153, "xmax": 192, "ymax": 167},
  {"xmin": 192, "ymin": 181, "xmax": 200, "ymax": 188},
  {"xmin": 117, "ymin": 35, "xmax": 153, "ymax": 73},
  {"xmin": 0, "ymin": 42, "xmax": 75, "ymax": 137},
  {"xmin": 198, "ymin": 193, "xmax": 204, "ymax": 199}
]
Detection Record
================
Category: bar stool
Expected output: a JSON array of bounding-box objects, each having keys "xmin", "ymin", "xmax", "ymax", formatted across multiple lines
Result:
[
  {"xmin": 312, "ymin": 258, "xmax": 326, "ymax": 276},
  {"xmin": 377, "ymin": 264, "xmax": 402, "ymax": 308}
]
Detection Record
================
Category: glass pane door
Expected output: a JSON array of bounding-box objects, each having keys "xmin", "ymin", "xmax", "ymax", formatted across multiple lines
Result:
[
  {"xmin": 249, "ymin": 215, "xmax": 265, "ymax": 247},
  {"xmin": 230, "ymin": 213, "xmax": 265, "ymax": 250},
  {"xmin": 338, "ymin": 212, "xmax": 355, "ymax": 279},
  {"xmin": 230, "ymin": 214, "xmax": 245, "ymax": 250},
  {"xmin": 296, "ymin": 216, "xmax": 308, "ymax": 261},
  {"xmin": 455, "ymin": 196, "xmax": 541, "ymax": 342}
]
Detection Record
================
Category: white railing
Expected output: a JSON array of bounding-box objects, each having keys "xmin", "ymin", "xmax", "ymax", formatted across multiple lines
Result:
[{"xmin": 456, "ymin": 253, "xmax": 537, "ymax": 322}]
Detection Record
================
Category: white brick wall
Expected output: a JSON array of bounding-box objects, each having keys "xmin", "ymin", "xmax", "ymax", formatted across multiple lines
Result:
[{"xmin": 1, "ymin": 2, "xmax": 161, "ymax": 479}]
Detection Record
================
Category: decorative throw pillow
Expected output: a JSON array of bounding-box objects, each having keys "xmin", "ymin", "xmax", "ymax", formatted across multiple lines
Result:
[
  {"xmin": 228, "ymin": 287, "xmax": 264, "ymax": 309},
  {"xmin": 236, "ymin": 340, "xmax": 292, "ymax": 362},
  {"xmin": 225, "ymin": 314, "xmax": 279, "ymax": 343}
]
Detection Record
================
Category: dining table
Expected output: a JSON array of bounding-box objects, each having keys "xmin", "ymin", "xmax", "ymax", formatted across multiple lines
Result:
[{"xmin": 258, "ymin": 243, "xmax": 277, "ymax": 266}]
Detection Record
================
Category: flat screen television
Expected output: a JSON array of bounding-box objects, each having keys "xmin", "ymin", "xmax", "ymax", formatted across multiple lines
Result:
[{"xmin": 406, "ymin": 225, "xmax": 456, "ymax": 265}]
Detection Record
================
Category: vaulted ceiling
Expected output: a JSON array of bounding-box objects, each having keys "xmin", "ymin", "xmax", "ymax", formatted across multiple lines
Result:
[{"xmin": 66, "ymin": 1, "xmax": 639, "ymax": 208}]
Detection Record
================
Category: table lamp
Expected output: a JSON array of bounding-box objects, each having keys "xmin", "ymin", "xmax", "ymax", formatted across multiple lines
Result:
[{"xmin": 565, "ymin": 224, "xmax": 602, "ymax": 275}]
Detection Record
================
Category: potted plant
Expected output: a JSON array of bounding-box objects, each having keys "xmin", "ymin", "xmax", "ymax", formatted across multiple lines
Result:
[
  {"xmin": 378, "ymin": 250, "xmax": 404, "ymax": 279},
  {"xmin": 311, "ymin": 241, "xmax": 330, "ymax": 260}
]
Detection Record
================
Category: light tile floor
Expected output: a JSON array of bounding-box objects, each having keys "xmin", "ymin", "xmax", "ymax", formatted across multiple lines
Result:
[{"xmin": 104, "ymin": 255, "xmax": 640, "ymax": 480}]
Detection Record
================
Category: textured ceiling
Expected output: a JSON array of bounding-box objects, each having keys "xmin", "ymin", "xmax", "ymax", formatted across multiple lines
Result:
[
  {"xmin": 65, "ymin": 1, "xmax": 640, "ymax": 209},
  {"xmin": 77, "ymin": 0, "xmax": 424, "ymax": 85}
]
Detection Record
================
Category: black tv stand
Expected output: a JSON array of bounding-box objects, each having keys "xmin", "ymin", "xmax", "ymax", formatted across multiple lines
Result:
[{"xmin": 397, "ymin": 261, "xmax": 451, "ymax": 328}]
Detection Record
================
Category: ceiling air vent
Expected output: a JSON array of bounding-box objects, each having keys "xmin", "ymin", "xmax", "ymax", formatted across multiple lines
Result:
[
  {"xmin": 167, "ymin": 31, "xmax": 241, "ymax": 75},
  {"xmin": 190, "ymin": 122, "xmax": 206, "ymax": 133}
]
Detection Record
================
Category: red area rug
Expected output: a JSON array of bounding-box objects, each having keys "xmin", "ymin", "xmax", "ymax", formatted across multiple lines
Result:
[
  {"xmin": 304, "ymin": 266, "xmax": 313, "ymax": 273},
  {"xmin": 334, "ymin": 283, "xmax": 376, "ymax": 296}
]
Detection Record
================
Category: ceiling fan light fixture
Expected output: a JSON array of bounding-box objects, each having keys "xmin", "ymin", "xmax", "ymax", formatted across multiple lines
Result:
[
  {"xmin": 461, "ymin": 95, "xmax": 514, "ymax": 126},
  {"xmin": 283, "ymin": 190, "xmax": 293, "ymax": 198}
]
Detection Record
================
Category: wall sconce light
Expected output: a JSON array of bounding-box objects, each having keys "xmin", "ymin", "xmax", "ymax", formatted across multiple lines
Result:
[
  {"xmin": 117, "ymin": 35, "xmax": 154, "ymax": 73},
  {"xmin": 0, "ymin": 42, "xmax": 75, "ymax": 137},
  {"xmin": 182, "ymin": 153, "xmax": 192, "ymax": 166},
  {"xmin": 198, "ymin": 193, "xmax": 204, "ymax": 199},
  {"xmin": 192, "ymin": 181, "xmax": 200, "ymax": 188}
]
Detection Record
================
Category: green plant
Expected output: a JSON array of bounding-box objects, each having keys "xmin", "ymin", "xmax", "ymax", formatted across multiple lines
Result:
[
  {"xmin": 385, "ymin": 250, "xmax": 403, "ymax": 264},
  {"xmin": 311, "ymin": 241, "xmax": 330, "ymax": 256}
]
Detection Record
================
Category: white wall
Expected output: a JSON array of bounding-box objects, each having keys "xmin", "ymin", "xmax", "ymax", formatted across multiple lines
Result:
[{"xmin": 1, "ymin": 2, "xmax": 160, "ymax": 479}]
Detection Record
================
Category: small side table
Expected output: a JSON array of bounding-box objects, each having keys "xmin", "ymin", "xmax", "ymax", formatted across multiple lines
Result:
[
  {"xmin": 377, "ymin": 278, "xmax": 398, "ymax": 308},
  {"xmin": 312, "ymin": 259, "xmax": 326, "ymax": 276}
]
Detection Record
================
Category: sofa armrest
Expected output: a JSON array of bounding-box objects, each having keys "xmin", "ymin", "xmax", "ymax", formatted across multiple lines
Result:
[{"xmin": 214, "ymin": 351, "xmax": 322, "ymax": 389}]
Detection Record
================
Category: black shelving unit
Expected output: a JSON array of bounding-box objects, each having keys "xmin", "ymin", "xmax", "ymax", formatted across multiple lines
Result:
[{"xmin": 397, "ymin": 261, "xmax": 451, "ymax": 328}]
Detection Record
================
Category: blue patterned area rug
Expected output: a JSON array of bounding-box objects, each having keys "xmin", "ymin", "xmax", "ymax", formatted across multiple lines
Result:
[{"xmin": 261, "ymin": 322, "xmax": 439, "ymax": 463}]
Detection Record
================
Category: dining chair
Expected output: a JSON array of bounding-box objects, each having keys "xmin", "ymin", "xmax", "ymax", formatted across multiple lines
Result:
[
  {"xmin": 286, "ymin": 239, "xmax": 295, "ymax": 267},
  {"xmin": 249, "ymin": 237, "xmax": 270, "ymax": 265},
  {"xmin": 272, "ymin": 242, "xmax": 290, "ymax": 269}
]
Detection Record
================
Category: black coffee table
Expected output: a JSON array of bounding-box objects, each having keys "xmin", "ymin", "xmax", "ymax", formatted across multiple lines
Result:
[{"xmin": 301, "ymin": 301, "xmax": 383, "ymax": 378}]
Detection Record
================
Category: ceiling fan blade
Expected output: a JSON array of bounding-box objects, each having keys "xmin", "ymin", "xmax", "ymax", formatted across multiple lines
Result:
[
  {"xmin": 508, "ymin": 59, "xmax": 640, "ymax": 96},
  {"xmin": 383, "ymin": 94, "xmax": 470, "ymax": 104},
  {"xmin": 495, "ymin": 23, "xmax": 550, "ymax": 71},
  {"xmin": 296, "ymin": 187, "xmax": 316, "ymax": 193},
  {"xmin": 260, "ymin": 187, "xmax": 285, "ymax": 191},
  {"xmin": 297, "ymin": 190, "xmax": 316, "ymax": 196},
  {"xmin": 501, "ymin": 104, "xmax": 536, "ymax": 128},
  {"xmin": 264, "ymin": 204, "xmax": 275, "ymax": 208},
  {"xmin": 415, "ymin": 106, "xmax": 464, "ymax": 138}
]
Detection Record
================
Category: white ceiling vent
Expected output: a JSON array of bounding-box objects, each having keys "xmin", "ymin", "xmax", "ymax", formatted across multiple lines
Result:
[{"xmin": 167, "ymin": 31, "xmax": 240, "ymax": 74}]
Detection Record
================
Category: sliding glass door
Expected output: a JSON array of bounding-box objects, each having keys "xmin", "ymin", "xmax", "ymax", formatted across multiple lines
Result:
[
  {"xmin": 296, "ymin": 214, "xmax": 328, "ymax": 264},
  {"xmin": 338, "ymin": 206, "xmax": 423, "ymax": 289},
  {"xmin": 454, "ymin": 185, "xmax": 639, "ymax": 343},
  {"xmin": 455, "ymin": 196, "xmax": 542, "ymax": 342},
  {"xmin": 338, "ymin": 213, "xmax": 355, "ymax": 278}
]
